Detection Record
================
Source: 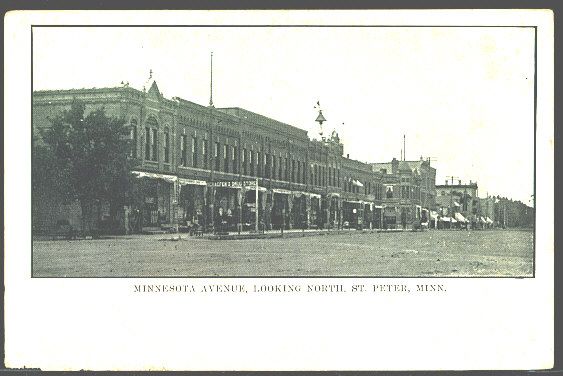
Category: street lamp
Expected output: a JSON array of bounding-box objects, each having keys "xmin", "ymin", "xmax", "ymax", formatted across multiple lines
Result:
[
  {"xmin": 316, "ymin": 109, "xmax": 327, "ymax": 141},
  {"xmin": 315, "ymin": 106, "xmax": 328, "ymax": 228}
]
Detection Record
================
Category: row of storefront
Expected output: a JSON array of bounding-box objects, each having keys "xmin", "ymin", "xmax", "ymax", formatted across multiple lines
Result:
[
  {"xmin": 32, "ymin": 82, "xmax": 439, "ymax": 235},
  {"xmin": 128, "ymin": 171, "xmax": 429, "ymax": 233},
  {"xmin": 126, "ymin": 171, "xmax": 441, "ymax": 234}
]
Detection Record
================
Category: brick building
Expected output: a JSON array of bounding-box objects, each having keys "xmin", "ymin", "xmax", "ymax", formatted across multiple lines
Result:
[
  {"xmin": 32, "ymin": 78, "xmax": 386, "ymax": 234},
  {"xmin": 371, "ymin": 157, "xmax": 436, "ymax": 229},
  {"xmin": 435, "ymin": 180, "xmax": 479, "ymax": 224}
]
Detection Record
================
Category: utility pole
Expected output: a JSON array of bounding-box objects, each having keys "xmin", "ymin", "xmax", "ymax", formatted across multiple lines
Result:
[
  {"xmin": 446, "ymin": 175, "xmax": 459, "ymax": 223},
  {"xmin": 208, "ymin": 52, "xmax": 216, "ymax": 233},
  {"xmin": 255, "ymin": 177, "xmax": 259, "ymax": 233}
]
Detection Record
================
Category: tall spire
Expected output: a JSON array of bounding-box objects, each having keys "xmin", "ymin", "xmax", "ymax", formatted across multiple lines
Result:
[
  {"xmin": 403, "ymin": 134, "xmax": 406, "ymax": 161},
  {"xmin": 209, "ymin": 52, "xmax": 214, "ymax": 107}
]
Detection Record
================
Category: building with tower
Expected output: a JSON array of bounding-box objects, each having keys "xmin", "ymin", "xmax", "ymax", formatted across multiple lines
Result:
[{"xmin": 371, "ymin": 157, "xmax": 437, "ymax": 229}]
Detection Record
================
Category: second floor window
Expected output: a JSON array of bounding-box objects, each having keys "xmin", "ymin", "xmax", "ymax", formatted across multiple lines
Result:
[
  {"xmin": 242, "ymin": 148, "xmax": 247, "ymax": 175},
  {"xmin": 224, "ymin": 144, "xmax": 229, "ymax": 173},
  {"xmin": 181, "ymin": 135, "xmax": 188, "ymax": 166},
  {"xmin": 151, "ymin": 129, "xmax": 158, "ymax": 161},
  {"xmin": 164, "ymin": 131, "xmax": 170, "ymax": 163},
  {"xmin": 192, "ymin": 136, "xmax": 198, "ymax": 167},
  {"xmin": 145, "ymin": 127, "xmax": 151, "ymax": 160},
  {"xmin": 203, "ymin": 139, "xmax": 208, "ymax": 169},
  {"xmin": 233, "ymin": 146, "xmax": 238, "ymax": 174},
  {"xmin": 214, "ymin": 142, "xmax": 220, "ymax": 171}
]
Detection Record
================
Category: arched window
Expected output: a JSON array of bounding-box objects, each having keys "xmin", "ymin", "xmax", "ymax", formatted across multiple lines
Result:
[{"xmin": 145, "ymin": 115, "xmax": 158, "ymax": 161}]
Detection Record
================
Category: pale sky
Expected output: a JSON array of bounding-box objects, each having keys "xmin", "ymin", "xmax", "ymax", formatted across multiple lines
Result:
[{"xmin": 33, "ymin": 26, "xmax": 535, "ymax": 205}]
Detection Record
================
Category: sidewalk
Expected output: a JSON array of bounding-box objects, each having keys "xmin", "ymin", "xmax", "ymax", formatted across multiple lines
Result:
[
  {"xmin": 33, "ymin": 227, "xmax": 413, "ymax": 242},
  {"xmin": 207, "ymin": 227, "xmax": 408, "ymax": 240}
]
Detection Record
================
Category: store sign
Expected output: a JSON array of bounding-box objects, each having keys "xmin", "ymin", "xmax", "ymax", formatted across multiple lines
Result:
[
  {"xmin": 179, "ymin": 178, "xmax": 207, "ymax": 186},
  {"xmin": 212, "ymin": 180, "xmax": 257, "ymax": 188}
]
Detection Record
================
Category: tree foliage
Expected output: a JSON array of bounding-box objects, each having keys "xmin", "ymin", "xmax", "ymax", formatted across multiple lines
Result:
[{"xmin": 33, "ymin": 99, "xmax": 138, "ymax": 232}]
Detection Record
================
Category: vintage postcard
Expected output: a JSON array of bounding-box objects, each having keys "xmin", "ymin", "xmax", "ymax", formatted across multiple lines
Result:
[{"xmin": 4, "ymin": 10, "xmax": 554, "ymax": 370}]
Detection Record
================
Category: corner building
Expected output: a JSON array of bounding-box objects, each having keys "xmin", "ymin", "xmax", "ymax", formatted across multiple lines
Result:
[
  {"xmin": 371, "ymin": 157, "xmax": 437, "ymax": 228},
  {"xmin": 32, "ymin": 79, "xmax": 385, "ymax": 234}
]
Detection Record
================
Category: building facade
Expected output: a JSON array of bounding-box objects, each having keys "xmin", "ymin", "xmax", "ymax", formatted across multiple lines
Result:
[
  {"xmin": 371, "ymin": 157, "xmax": 437, "ymax": 229},
  {"xmin": 33, "ymin": 79, "xmax": 386, "ymax": 234},
  {"xmin": 435, "ymin": 180, "xmax": 479, "ymax": 227}
]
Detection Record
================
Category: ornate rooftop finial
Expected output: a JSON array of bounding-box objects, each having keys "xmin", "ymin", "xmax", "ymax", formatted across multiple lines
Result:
[{"xmin": 143, "ymin": 69, "xmax": 154, "ymax": 92}]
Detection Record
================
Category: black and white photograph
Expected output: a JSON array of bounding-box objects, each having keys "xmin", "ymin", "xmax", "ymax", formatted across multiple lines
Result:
[
  {"xmin": 30, "ymin": 23, "xmax": 537, "ymax": 277},
  {"xmin": 4, "ymin": 9, "xmax": 554, "ymax": 371}
]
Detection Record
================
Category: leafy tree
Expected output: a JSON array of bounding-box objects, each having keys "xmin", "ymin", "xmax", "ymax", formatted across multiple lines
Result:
[{"xmin": 34, "ymin": 99, "xmax": 138, "ymax": 234}]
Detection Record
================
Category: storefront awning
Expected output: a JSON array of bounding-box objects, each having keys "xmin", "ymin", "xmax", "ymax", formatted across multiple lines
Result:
[
  {"xmin": 453, "ymin": 201, "xmax": 461, "ymax": 207},
  {"xmin": 486, "ymin": 217, "xmax": 493, "ymax": 224},
  {"xmin": 132, "ymin": 171, "xmax": 177, "ymax": 183},
  {"xmin": 440, "ymin": 216, "xmax": 451, "ymax": 222},
  {"xmin": 308, "ymin": 193, "xmax": 322, "ymax": 199},
  {"xmin": 454, "ymin": 212, "xmax": 467, "ymax": 223},
  {"xmin": 178, "ymin": 178, "xmax": 207, "ymax": 186},
  {"xmin": 480, "ymin": 216, "xmax": 486, "ymax": 223},
  {"xmin": 272, "ymin": 188, "xmax": 292, "ymax": 195},
  {"xmin": 373, "ymin": 205, "xmax": 383, "ymax": 209},
  {"xmin": 245, "ymin": 185, "xmax": 267, "ymax": 192},
  {"xmin": 352, "ymin": 180, "xmax": 364, "ymax": 187}
]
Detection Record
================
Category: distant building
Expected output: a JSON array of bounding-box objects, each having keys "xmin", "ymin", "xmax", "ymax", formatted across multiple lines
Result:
[
  {"xmin": 494, "ymin": 196, "xmax": 534, "ymax": 228},
  {"xmin": 371, "ymin": 157, "xmax": 436, "ymax": 229},
  {"xmin": 435, "ymin": 180, "xmax": 479, "ymax": 223},
  {"xmin": 479, "ymin": 196, "xmax": 496, "ymax": 226}
]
